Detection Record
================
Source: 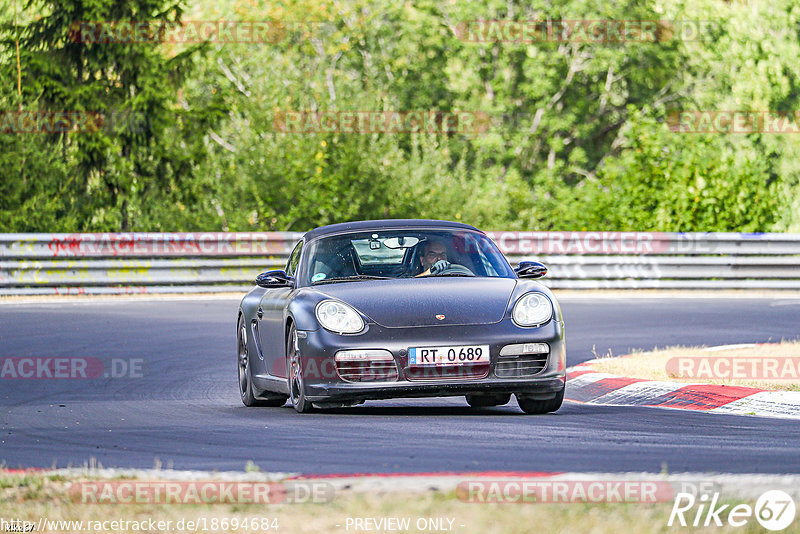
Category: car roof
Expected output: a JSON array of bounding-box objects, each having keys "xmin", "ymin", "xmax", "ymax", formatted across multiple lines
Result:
[{"xmin": 303, "ymin": 219, "xmax": 482, "ymax": 241}]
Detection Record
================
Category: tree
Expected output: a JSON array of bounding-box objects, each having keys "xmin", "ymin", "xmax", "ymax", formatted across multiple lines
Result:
[{"xmin": 1, "ymin": 0, "xmax": 222, "ymax": 231}]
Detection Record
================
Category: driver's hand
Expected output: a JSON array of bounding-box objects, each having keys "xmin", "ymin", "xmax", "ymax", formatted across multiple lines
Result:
[{"xmin": 430, "ymin": 260, "xmax": 450, "ymax": 275}]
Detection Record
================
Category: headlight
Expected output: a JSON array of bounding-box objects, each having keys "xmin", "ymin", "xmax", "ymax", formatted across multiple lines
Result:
[
  {"xmin": 512, "ymin": 292, "xmax": 553, "ymax": 327},
  {"xmin": 315, "ymin": 300, "xmax": 365, "ymax": 334}
]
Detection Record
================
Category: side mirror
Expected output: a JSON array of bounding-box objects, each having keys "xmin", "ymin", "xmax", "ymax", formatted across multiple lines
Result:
[
  {"xmin": 255, "ymin": 270, "xmax": 292, "ymax": 288},
  {"xmin": 515, "ymin": 261, "xmax": 547, "ymax": 279}
]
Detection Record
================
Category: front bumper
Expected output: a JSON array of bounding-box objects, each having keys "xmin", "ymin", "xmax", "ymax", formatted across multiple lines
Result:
[{"xmin": 296, "ymin": 318, "xmax": 566, "ymax": 402}]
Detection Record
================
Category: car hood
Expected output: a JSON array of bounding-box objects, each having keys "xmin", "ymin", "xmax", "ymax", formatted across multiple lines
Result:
[{"xmin": 313, "ymin": 277, "xmax": 517, "ymax": 327}]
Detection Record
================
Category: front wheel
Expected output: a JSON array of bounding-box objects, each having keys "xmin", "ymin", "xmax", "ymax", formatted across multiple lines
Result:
[
  {"xmin": 516, "ymin": 389, "xmax": 564, "ymax": 415},
  {"xmin": 287, "ymin": 324, "xmax": 314, "ymax": 413}
]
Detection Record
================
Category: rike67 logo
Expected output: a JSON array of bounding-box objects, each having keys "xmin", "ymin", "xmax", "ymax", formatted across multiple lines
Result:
[{"xmin": 669, "ymin": 489, "xmax": 796, "ymax": 531}]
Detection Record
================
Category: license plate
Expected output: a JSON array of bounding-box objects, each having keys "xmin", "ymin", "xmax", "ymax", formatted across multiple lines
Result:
[{"xmin": 408, "ymin": 345, "xmax": 490, "ymax": 366}]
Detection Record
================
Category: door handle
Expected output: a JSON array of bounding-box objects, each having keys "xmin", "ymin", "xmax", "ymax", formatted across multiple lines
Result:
[{"xmin": 257, "ymin": 307, "xmax": 263, "ymax": 319}]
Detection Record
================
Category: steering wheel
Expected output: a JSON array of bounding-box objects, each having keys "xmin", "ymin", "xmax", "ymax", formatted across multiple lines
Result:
[{"xmin": 437, "ymin": 263, "xmax": 474, "ymax": 276}]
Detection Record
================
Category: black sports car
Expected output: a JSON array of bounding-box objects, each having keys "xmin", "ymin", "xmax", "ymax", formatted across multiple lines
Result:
[{"xmin": 237, "ymin": 219, "xmax": 565, "ymax": 414}]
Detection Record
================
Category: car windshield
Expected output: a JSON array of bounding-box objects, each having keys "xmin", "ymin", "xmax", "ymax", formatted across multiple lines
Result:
[{"xmin": 299, "ymin": 229, "xmax": 516, "ymax": 286}]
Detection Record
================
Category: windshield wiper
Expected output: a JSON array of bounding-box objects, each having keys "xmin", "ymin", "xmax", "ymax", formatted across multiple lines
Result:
[
  {"xmin": 426, "ymin": 273, "xmax": 476, "ymax": 277},
  {"xmin": 313, "ymin": 275, "xmax": 391, "ymax": 284}
]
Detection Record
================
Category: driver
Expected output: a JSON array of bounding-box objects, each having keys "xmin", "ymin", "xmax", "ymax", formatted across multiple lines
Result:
[{"xmin": 416, "ymin": 239, "xmax": 451, "ymax": 277}]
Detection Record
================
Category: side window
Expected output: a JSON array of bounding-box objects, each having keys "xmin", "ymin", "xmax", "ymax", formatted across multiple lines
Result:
[
  {"xmin": 286, "ymin": 241, "xmax": 303, "ymax": 277},
  {"xmin": 472, "ymin": 236, "xmax": 499, "ymax": 277}
]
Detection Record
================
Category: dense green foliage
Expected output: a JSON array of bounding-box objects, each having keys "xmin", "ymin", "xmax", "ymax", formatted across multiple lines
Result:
[{"xmin": 1, "ymin": 0, "xmax": 798, "ymax": 232}]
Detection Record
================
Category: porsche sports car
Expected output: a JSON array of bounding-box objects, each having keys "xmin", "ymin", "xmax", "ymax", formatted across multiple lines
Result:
[{"xmin": 237, "ymin": 219, "xmax": 565, "ymax": 414}]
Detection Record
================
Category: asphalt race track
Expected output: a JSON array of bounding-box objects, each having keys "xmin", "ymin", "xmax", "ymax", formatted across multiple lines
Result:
[{"xmin": 1, "ymin": 296, "xmax": 799, "ymax": 474}]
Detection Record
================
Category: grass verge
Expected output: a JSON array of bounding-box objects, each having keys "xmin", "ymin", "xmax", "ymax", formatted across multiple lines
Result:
[
  {"xmin": 587, "ymin": 341, "xmax": 800, "ymax": 391},
  {"xmin": 1, "ymin": 472, "xmax": 798, "ymax": 533}
]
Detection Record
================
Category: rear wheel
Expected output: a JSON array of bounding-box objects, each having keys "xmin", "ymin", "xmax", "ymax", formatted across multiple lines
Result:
[
  {"xmin": 287, "ymin": 324, "xmax": 314, "ymax": 413},
  {"xmin": 238, "ymin": 316, "xmax": 287, "ymax": 407},
  {"xmin": 465, "ymin": 393, "xmax": 511, "ymax": 408},
  {"xmin": 516, "ymin": 389, "xmax": 564, "ymax": 415}
]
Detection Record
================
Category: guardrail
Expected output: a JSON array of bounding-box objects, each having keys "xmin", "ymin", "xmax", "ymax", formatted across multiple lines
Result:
[{"xmin": 1, "ymin": 231, "xmax": 799, "ymax": 295}]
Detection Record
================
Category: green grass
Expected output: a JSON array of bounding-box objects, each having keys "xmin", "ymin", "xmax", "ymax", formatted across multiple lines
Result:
[{"xmin": 1, "ymin": 472, "xmax": 798, "ymax": 533}]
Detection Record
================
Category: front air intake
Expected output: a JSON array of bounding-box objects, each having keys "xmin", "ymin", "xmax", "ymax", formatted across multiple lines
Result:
[
  {"xmin": 335, "ymin": 350, "xmax": 399, "ymax": 383},
  {"xmin": 495, "ymin": 343, "xmax": 549, "ymax": 377}
]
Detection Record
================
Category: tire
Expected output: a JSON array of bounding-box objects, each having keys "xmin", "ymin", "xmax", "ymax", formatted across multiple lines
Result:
[
  {"xmin": 516, "ymin": 389, "xmax": 564, "ymax": 415},
  {"xmin": 465, "ymin": 393, "xmax": 511, "ymax": 408},
  {"xmin": 238, "ymin": 315, "xmax": 287, "ymax": 407},
  {"xmin": 287, "ymin": 324, "xmax": 314, "ymax": 413}
]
